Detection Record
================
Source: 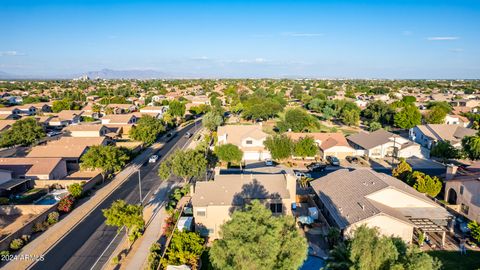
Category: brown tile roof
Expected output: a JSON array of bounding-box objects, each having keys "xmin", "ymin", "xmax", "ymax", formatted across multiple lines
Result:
[
  {"xmin": 416, "ymin": 124, "xmax": 476, "ymax": 143},
  {"xmin": 217, "ymin": 125, "xmax": 267, "ymax": 146},
  {"xmin": 27, "ymin": 137, "xmax": 106, "ymax": 159},
  {"xmin": 65, "ymin": 124, "xmax": 105, "ymax": 132},
  {"xmin": 347, "ymin": 129, "xmax": 397, "ymax": 149},
  {"xmin": 0, "ymin": 157, "xmax": 64, "ymax": 177},
  {"xmin": 0, "ymin": 120, "xmax": 16, "ymax": 131},
  {"xmin": 102, "ymin": 113, "xmax": 136, "ymax": 124},
  {"xmin": 192, "ymin": 174, "xmax": 291, "ymax": 207},
  {"xmin": 310, "ymin": 169, "xmax": 449, "ymax": 228}
]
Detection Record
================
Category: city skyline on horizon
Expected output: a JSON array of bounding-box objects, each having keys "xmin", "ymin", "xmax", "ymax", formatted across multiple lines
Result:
[{"xmin": 1, "ymin": 0, "xmax": 480, "ymax": 79}]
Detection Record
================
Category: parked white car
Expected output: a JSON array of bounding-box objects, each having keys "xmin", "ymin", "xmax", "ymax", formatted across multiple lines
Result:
[
  {"xmin": 149, "ymin": 155, "xmax": 159, "ymax": 163},
  {"xmin": 295, "ymin": 171, "xmax": 311, "ymax": 179}
]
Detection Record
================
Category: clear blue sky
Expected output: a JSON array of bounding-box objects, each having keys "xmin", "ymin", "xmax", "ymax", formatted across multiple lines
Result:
[{"xmin": 1, "ymin": 0, "xmax": 479, "ymax": 78}]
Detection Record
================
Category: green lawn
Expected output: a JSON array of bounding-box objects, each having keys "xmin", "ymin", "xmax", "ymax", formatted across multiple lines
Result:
[{"xmin": 427, "ymin": 250, "xmax": 480, "ymax": 270}]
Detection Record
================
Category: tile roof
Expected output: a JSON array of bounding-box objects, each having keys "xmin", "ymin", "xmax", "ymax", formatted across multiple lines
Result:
[
  {"xmin": 27, "ymin": 137, "xmax": 106, "ymax": 159},
  {"xmin": 346, "ymin": 129, "xmax": 397, "ymax": 149},
  {"xmin": 416, "ymin": 124, "xmax": 476, "ymax": 142},
  {"xmin": 217, "ymin": 125, "xmax": 267, "ymax": 146},
  {"xmin": 0, "ymin": 157, "xmax": 64, "ymax": 177},
  {"xmin": 192, "ymin": 174, "xmax": 291, "ymax": 207},
  {"xmin": 310, "ymin": 169, "xmax": 448, "ymax": 228}
]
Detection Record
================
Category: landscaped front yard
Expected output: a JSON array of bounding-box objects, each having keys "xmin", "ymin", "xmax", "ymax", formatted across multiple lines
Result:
[{"xmin": 427, "ymin": 250, "xmax": 480, "ymax": 270}]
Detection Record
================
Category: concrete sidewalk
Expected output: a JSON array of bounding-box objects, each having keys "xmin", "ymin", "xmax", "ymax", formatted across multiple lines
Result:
[{"xmin": 122, "ymin": 181, "xmax": 175, "ymax": 270}]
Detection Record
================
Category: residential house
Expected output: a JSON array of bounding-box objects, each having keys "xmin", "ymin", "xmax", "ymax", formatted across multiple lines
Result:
[
  {"xmin": 139, "ymin": 106, "xmax": 169, "ymax": 118},
  {"xmin": 310, "ymin": 169, "xmax": 452, "ymax": 244},
  {"xmin": 27, "ymin": 137, "xmax": 107, "ymax": 170},
  {"xmin": 286, "ymin": 132, "xmax": 356, "ymax": 159},
  {"xmin": 0, "ymin": 120, "xmax": 16, "ymax": 132},
  {"xmin": 0, "ymin": 107, "xmax": 21, "ymax": 116},
  {"xmin": 444, "ymin": 164, "xmax": 480, "ymax": 223},
  {"xmin": 13, "ymin": 105, "xmax": 37, "ymax": 116},
  {"xmin": 217, "ymin": 125, "xmax": 271, "ymax": 161},
  {"xmin": 445, "ymin": 114, "xmax": 471, "ymax": 128},
  {"xmin": 65, "ymin": 124, "xmax": 109, "ymax": 137},
  {"xmin": 0, "ymin": 157, "xmax": 68, "ymax": 196},
  {"xmin": 449, "ymin": 99, "xmax": 480, "ymax": 108},
  {"xmin": 347, "ymin": 129, "xmax": 425, "ymax": 159},
  {"xmin": 4, "ymin": 96, "xmax": 23, "ymax": 105},
  {"xmin": 47, "ymin": 110, "xmax": 83, "ymax": 127},
  {"xmin": 101, "ymin": 113, "xmax": 137, "ymax": 125},
  {"xmin": 32, "ymin": 102, "xmax": 52, "ymax": 113},
  {"xmin": 191, "ymin": 173, "xmax": 296, "ymax": 239},
  {"xmin": 105, "ymin": 103, "xmax": 137, "ymax": 114},
  {"xmin": 409, "ymin": 124, "xmax": 476, "ymax": 149}
]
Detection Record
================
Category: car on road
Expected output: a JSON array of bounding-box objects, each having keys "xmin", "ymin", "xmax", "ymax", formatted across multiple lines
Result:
[
  {"xmin": 295, "ymin": 171, "xmax": 312, "ymax": 179},
  {"xmin": 149, "ymin": 155, "xmax": 159, "ymax": 163},
  {"xmin": 306, "ymin": 162, "xmax": 327, "ymax": 172},
  {"xmin": 326, "ymin": 156, "xmax": 340, "ymax": 166},
  {"xmin": 184, "ymin": 132, "xmax": 192, "ymax": 138},
  {"xmin": 265, "ymin": 159, "xmax": 274, "ymax": 166},
  {"xmin": 47, "ymin": 131, "xmax": 61, "ymax": 137}
]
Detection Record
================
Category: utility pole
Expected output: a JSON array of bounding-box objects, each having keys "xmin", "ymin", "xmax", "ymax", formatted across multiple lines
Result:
[{"xmin": 138, "ymin": 169, "xmax": 143, "ymax": 205}]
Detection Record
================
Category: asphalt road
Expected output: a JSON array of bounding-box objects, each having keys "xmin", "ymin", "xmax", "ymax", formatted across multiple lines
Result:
[{"xmin": 30, "ymin": 122, "xmax": 201, "ymax": 270}]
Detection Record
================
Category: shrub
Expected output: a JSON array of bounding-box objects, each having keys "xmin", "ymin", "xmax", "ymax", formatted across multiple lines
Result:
[
  {"xmin": 9, "ymin": 238, "xmax": 24, "ymax": 251},
  {"xmin": 0, "ymin": 197, "xmax": 9, "ymax": 205},
  {"xmin": 47, "ymin": 211, "xmax": 60, "ymax": 225},
  {"xmin": 57, "ymin": 195, "xmax": 75, "ymax": 213},
  {"xmin": 147, "ymin": 243, "xmax": 162, "ymax": 270},
  {"xmin": 0, "ymin": 250, "xmax": 9, "ymax": 257},
  {"xmin": 67, "ymin": 183, "xmax": 83, "ymax": 199},
  {"xmin": 111, "ymin": 255, "xmax": 119, "ymax": 265},
  {"xmin": 32, "ymin": 221, "xmax": 48, "ymax": 232}
]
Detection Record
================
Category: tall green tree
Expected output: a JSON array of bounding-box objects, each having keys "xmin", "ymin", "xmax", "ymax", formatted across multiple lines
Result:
[
  {"xmin": 202, "ymin": 111, "xmax": 224, "ymax": 131},
  {"xmin": 277, "ymin": 108, "xmax": 319, "ymax": 132},
  {"xmin": 161, "ymin": 231, "xmax": 205, "ymax": 269},
  {"xmin": 0, "ymin": 117, "xmax": 45, "ymax": 147},
  {"xmin": 215, "ymin": 143, "xmax": 243, "ymax": 165},
  {"xmin": 341, "ymin": 109, "xmax": 360, "ymax": 126},
  {"xmin": 468, "ymin": 221, "xmax": 480, "ymax": 242},
  {"xmin": 210, "ymin": 200, "xmax": 308, "ymax": 270},
  {"xmin": 52, "ymin": 98, "xmax": 80, "ymax": 113},
  {"xmin": 169, "ymin": 100, "xmax": 186, "ymax": 117},
  {"xmin": 392, "ymin": 159, "xmax": 413, "ymax": 181},
  {"xmin": 424, "ymin": 106, "xmax": 447, "ymax": 124},
  {"xmin": 406, "ymin": 171, "xmax": 442, "ymax": 197},
  {"xmin": 293, "ymin": 136, "xmax": 318, "ymax": 158},
  {"xmin": 327, "ymin": 225, "xmax": 441, "ymax": 270},
  {"xmin": 394, "ymin": 104, "xmax": 422, "ymax": 129},
  {"xmin": 264, "ymin": 135, "xmax": 293, "ymax": 161},
  {"xmin": 80, "ymin": 145, "xmax": 130, "ymax": 180},
  {"xmin": 462, "ymin": 135, "xmax": 480, "ymax": 160},
  {"xmin": 102, "ymin": 200, "xmax": 144, "ymax": 242},
  {"xmin": 158, "ymin": 149, "xmax": 207, "ymax": 182},
  {"xmin": 430, "ymin": 141, "xmax": 460, "ymax": 161},
  {"xmin": 129, "ymin": 115, "xmax": 165, "ymax": 145}
]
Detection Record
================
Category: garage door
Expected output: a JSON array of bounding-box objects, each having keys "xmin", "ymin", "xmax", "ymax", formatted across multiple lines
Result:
[
  {"xmin": 325, "ymin": 151, "xmax": 355, "ymax": 159},
  {"xmin": 243, "ymin": 152, "xmax": 261, "ymax": 161}
]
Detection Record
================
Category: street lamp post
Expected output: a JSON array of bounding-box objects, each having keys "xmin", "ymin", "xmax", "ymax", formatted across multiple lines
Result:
[{"xmin": 138, "ymin": 169, "xmax": 143, "ymax": 205}]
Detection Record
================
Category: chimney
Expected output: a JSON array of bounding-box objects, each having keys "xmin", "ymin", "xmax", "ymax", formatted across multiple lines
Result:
[{"xmin": 445, "ymin": 164, "xmax": 458, "ymax": 180}]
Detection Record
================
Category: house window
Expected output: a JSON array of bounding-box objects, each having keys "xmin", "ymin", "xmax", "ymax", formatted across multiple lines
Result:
[
  {"xmin": 460, "ymin": 185, "xmax": 464, "ymax": 195},
  {"xmin": 270, "ymin": 203, "xmax": 283, "ymax": 213},
  {"xmin": 461, "ymin": 203, "xmax": 469, "ymax": 215},
  {"xmin": 246, "ymin": 140, "xmax": 253, "ymax": 145},
  {"xmin": 196, "ymin": 209, "xmax": 206, "ymax": 217}
]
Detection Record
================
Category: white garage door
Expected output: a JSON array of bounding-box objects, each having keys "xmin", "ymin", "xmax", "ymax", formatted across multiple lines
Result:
[{"xmin": 243, "ymin": 152, "xmax": 261, "ymax": 161}]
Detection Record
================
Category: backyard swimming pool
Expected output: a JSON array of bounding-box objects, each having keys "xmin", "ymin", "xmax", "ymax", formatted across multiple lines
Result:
[{"xmin": 35, "ymin": 195, "xmax": 58, "ymax": 205}]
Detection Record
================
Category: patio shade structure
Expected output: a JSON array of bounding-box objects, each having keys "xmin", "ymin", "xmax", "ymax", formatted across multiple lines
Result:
[{"xmin": 409, "ymin": 217, "xmax": 447, "ymax": 247}]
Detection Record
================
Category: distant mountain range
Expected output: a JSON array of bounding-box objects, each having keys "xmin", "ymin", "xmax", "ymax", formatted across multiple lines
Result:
[
  {"xmin": 0, "ymin": 68, "xmax": 174, "ymax": 80},
  {"xmin": 81, "ymin": 69, "xmax": 171, "ymax": 79}
]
